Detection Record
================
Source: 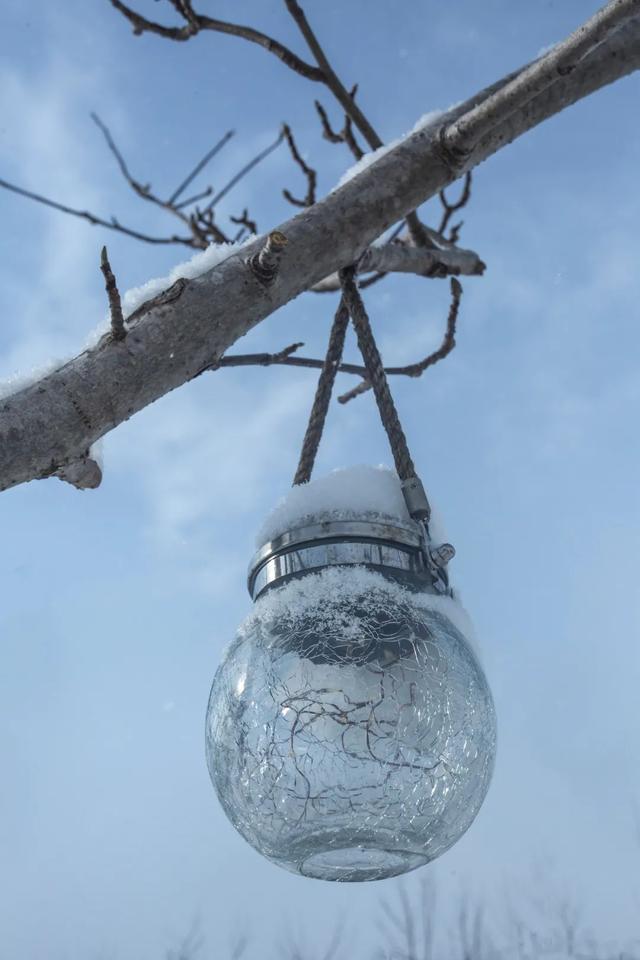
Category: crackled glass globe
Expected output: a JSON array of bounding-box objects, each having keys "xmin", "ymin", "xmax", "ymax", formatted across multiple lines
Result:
[{"xmin": 206, "ymin": 548, "xmax": 496, "ymax": 882}]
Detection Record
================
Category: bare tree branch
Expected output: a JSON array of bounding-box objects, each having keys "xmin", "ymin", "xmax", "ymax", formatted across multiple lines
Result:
[
  {"xmin": 173, "ymin": 186, "xmax": 213, "ymax": 211},
  {"xmin": 91, "ymin": 112, "xmax": 158, "ymax": 204},
  {"xmin": 286, "ymin": 2, "xmax": 431, "ymax": 247},
  {"xmin": 1, "ymin": 11, "xmax": 639, "ymax": 491},
  {"xmin": 213, "ymin": 351, "xmax": 377, "ymax": 378},
  {"xmin": 0, "ymin": 176, "xmax": 194, "ymax": 245},
  {"xmin": 229, "ymin": 208, "xmax": 258, "ymax": 236},
  {"xmin": 111, "ymin": 0, "xmax": 432, "ymax": 250},
  {"xmin": 282, "ymin": 124, "xmax": 317, "ymax": 207},
  {"xmin": 0, "ymin": 124, "xmax": 285, "ymax": 252},
  {"xmin": 200, "ymin": 130, "xmax": 284, "ymax": 213},
  {"xmin": 93, "ymin": 114, "xmax": 283, "ymax": 250},
  {"xmin": 438, "ymin": 171, "xmax": 473, "ymax": 239},
  {"xmin": 109, "ymin": 0, "xmax": 325, "ymax": 81},
  {"xmin": 312, "ymin": 243, "xmax": 484, "ymax": 293},
  {"xmin": 283, "ymin": 0, "xmax": 382, "ymax": 149},
  {"xmin": 168, "ymin": 129, "xmax": 235, "ymax": 205},
  {"xmin": 441, "ymin": 0, "xmax": 640, "ymax": 165},
  {"xmin": 314, "ymin": 95, "xmax": 365, "ymax": 161}
]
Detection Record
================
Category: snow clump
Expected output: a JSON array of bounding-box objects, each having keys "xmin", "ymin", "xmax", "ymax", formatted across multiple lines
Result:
[
  {"xmin": 121, "ymin": 236, "xmax": 256, "ymax": 319},
  {"xmin": 256, "ymin": 465, "xmax": 448, "ymax": 547},
  {"xmin": 241, "ymin": 564, "xmax": 479, "ymax": 657},
  {"xmin": 335, "ymin": 110, "xmax": 444, "ymax": 189}
]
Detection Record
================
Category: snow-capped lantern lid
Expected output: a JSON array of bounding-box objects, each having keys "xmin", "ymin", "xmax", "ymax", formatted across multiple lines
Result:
[{"xmin": 248, "ymin": 467, "xmax": 454, "ymax": 600}]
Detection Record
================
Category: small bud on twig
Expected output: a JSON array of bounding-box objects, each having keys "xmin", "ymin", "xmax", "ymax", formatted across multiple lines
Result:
[{"xmin": 248, "ymin": 231, "xmax": 288, "ymax": 285}]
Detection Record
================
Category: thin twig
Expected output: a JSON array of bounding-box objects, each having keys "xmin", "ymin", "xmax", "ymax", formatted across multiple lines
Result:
[
  {"xmin": 91, "ymin": 112, "xmax": 200, "ymax": 233},
  {"xmin": 191, "ymin": 208, "xmax": 230, "ymax": 245},
  {"xmin": 283, "ymin": 0, "xmax": 382, "ymax": 148},
  {"xmin": 357, "ymin": 272, "xmax": 388, "ymax": 290},
  {"xmin": 91, "ymin": 111, "xmax": 219, "ymax": 249},
  {"xmin": 100, "ymin": 246, "xmax": 126, "ymax": 340},
  {"xmin": 281, "ymin": 124, "xmax": 317, "ymax": 207},
  {"xmin": 202, "ymin": 130, "xmax": 284, "ymax": 212},
  {"xmin": 438, "ymin": 171, "xmax": 473, "ymax": 237},
  {"xmin": 292, "ymin": 5, "xmax": 429, "ymax": 244},
  {"xmin": 314, "ymin": 100, "xmax": 344, "ymax": 144},
  {"xmin": 230, "ymin": 208, "xmax": 258, "ymax": 235},
  {"xmin": 314, "ymin": 95, "xmax": 365, "ymax": 161},
  {"xmin": 213, "ymin": 341, "xmax": 305, "ymax": 370},
  {"xmin": 0, "ymin": 177, "xmax": 194, "ymax": 245},
  {"xmin": 108, "ymin": 0, "xmax": 443, "ymax": 254},
  {"xmin": 214, "ymin": 276, "xmax": 461, "ymax": 386},
  {"xmin": 173, "ymin": 186, "xmax": 213, "ymax": 210},
  {"xmin": 90, "ymin": 114, "xmax": 290, "ymax": 249},
  {"xmin": 109, "ymin": 0, "xmax": 325, "ymax": 80},
  {"xmin": 168, "ymin": 129, "xmax": 235, "ymax": 204},
  {"xmin": 91, "ymin": 113, "xmax": 154, "ymax": 202},
  {"xmin": 337, "ymin": 277, "xmax": 463, "ymax": 403}
]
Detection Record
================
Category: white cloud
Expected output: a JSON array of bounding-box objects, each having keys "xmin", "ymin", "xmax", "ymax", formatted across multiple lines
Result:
[
  {"xmin": 108, "ymin": 370, "xmax": 312, "ymax": 595},
  {"xmin": 0, "ymin": 41, "xmax": 126, "ymax": 379}
]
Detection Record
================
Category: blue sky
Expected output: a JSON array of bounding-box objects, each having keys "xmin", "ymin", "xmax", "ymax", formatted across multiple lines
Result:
[{"xmin": 1, "ymin": 1, "xmax": 639, "ymax": 958}]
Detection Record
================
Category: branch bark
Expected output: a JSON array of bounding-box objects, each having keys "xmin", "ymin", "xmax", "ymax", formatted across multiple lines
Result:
[
  {"xmin": 1, "ymin": 11, "xmax": 639, "ymax": 492},
  {"xmin": 311, "ymin": 242, "xmax": 484, "ymax": 293}
]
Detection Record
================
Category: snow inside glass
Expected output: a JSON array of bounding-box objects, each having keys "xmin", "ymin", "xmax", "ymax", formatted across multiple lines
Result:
[{"xmin": 205, "ymin": 468, "xmax": 496, "ymax": 882}]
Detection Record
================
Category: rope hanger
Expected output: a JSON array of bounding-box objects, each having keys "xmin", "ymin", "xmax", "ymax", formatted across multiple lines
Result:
[{"xmin": 292, "ymin": 265, "xmax": 432, "ymax": 526}]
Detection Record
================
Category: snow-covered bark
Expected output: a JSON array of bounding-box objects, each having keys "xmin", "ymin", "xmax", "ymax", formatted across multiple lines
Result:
[{"xmin": 1, "ymin": 10, "xmax": 639, "ymax": 492}]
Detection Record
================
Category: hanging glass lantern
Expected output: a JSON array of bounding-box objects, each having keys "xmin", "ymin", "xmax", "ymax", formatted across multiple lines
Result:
[{"xmin": 205, "ymin": 472, "xmax": 496, "ymax": 882}]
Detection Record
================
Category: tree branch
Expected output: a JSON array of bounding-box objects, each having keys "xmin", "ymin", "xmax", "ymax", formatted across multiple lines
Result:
[
  {"xmin": 284, "ymin": 1, "xmax": 432, "ymax": 248},
  {"xmin": 314, "ymin": 95, "xmax": 365, "ymax": 161},
  {"xmin": 283, "ymin": 0, "xmax": 383, "ymax": 149},
  {"xmin": 109, "ymin": 0, "xmax": 325, "ymax": 80},
  {"xmin": 0, "ymin": 176, "xmax": 194, "ymax": 245},
  {"xmin": 282, "ymin": 124, "xmax": 317, "ymax": 207},
  {"xmin": 168, "ymin": 129, "xmax": 235, "ymax": 205},
  {"xmin": 438, "ymin": 171, "xmax": 473, "ymax": 239},
  {"xmin": 90, "ymin": 112, "xmax": 158, "ymax": 203},
  {"xmin": 229, "ymin": 208, "xmax": 258, "ymax": 236},
  {"xmin": 2, "ymin": 11, "xmax": 639, "ymax": 491},
  {"xmin": 216, "ymin": 279, "xmax": 460, "ymax": 391},
  {"xmin": 200, "ymin": 130, "xmax": 284, "ymax": 213},
  {"xmin": 441, "ymin": 0, "xmax": 640, "ymax": 164},
  {"xmin": 311, "ymin": 241, "xmax": 484, "ymax": 293},
  {"xmin": 0, "ymin": 124, "xmax": 284, "ymax": 251}
]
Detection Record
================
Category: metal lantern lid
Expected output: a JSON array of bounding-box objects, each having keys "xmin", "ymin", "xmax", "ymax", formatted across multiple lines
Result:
[{"xmin": 248, "ymin": 516, "xmax": 454, "ymax": 601}]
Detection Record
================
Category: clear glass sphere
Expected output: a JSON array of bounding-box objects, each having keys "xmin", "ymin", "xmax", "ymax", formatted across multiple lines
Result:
[{"xmin": 205, "ymin": 566, "xmax": 496, "ymax": 882}]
